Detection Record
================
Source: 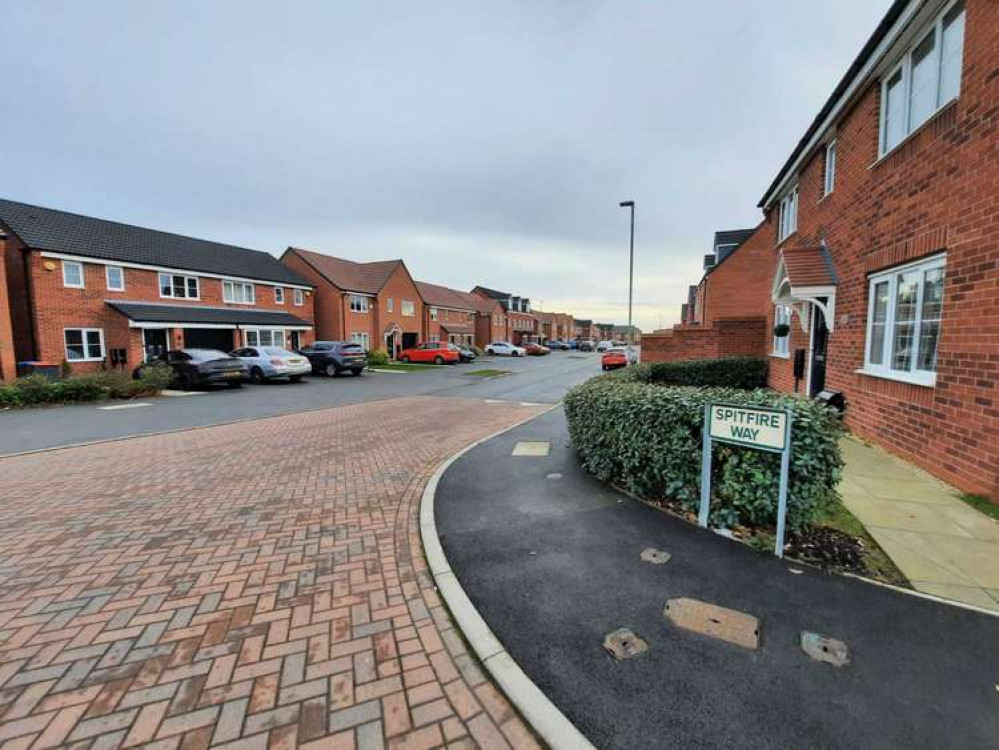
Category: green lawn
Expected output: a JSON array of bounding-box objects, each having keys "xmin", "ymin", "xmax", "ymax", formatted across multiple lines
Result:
[
  {"xmin": 959, "ymin": 493, "xmax": 999, "ymax": 521},
  {"xmin": 464, "ymin": 369, "xmax": 511, "ymax": 377},
  {"xmin": 369, "ymin": 362, "xmax": 438, "ymax": 372}
]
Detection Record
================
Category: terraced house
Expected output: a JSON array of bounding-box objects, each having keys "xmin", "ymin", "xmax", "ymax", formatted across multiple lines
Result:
[
  {"xmin": 470, "ymin": 286, "xmax": 538, "ymax": 345},
  {"xmin": 760, "ymin": 0, "xmax": 997, "ymax": 499},
  {"xmin": 0, "ymin": 199, "xmax": 315, "ymax": 376},
  {"xmin": 282, "ymin": 248, "xmax": 422, "ymax": 358},
  {"xmin": 415, "ymin": 281, "xmax": 478, "ymax": 346}
]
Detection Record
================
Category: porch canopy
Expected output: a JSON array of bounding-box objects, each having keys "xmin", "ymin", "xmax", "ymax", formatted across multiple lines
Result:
[
  {"xmin": 440, "ymin": 322, "xmax": 474, "ymax": 335},
  {"xmin": 106, "ymin": 301, "xmax": 312, "ymax": 329},
  {"xmin": 771, "ymin": 245, "xmax": 838, "ymax": 332}
]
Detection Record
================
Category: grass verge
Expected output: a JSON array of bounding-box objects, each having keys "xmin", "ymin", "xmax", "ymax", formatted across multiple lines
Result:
[
  {"xmin": 465, "ymin": 369, "xmax": 511, "ymax": 378},
  {"xmin": 959, "ymin": 493, "xmax": 999, "ymax": 521},
  {"xmin": 813, "ymin": 502, "xmax": 910, "ymax": 586}
]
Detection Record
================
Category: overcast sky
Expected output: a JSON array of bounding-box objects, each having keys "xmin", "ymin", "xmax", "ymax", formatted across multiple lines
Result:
[{"xmin": 2, "ymin": 1, "xmax": 891, "ymax": 331}]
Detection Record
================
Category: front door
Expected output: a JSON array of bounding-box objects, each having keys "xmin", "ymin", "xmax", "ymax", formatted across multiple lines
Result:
[
  {"xmin": 809, "ymin": 300, "xmax": 829, "ymax": 397},
  {"xmin": 142, "ymin": 329, "xmax": 168, "ymax": 362}
]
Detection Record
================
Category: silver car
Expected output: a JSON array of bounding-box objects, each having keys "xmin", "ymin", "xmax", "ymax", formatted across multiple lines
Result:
[{"xmin": 230, "ymin": 346, "xmax": 312, "ymax": 383}]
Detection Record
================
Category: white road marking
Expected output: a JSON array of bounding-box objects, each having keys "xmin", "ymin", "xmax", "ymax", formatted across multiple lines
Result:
[
  {"xmin": 97, "ymin": 402, "xmax": 153, "ymax": 411},
  {"xmin": 159, "ymin": 390, "xmax": 206, "ymax": 397}
]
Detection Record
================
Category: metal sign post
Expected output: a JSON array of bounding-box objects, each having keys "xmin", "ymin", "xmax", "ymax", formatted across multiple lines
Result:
[{"xmin": 699, "ymin": 403, "xmax": 794, "ymax": 557}]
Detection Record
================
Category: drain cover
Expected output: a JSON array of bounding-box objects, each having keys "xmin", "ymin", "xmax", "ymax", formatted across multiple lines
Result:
[
  {"xmin": 801, "ymin": 632, "xmax": 850, "ymax": 667},
  {"xmin": 664, "ymin": 598, "xmax": 760, "ymax": 649},
  {"xmin": 602, "ymin": 628, "xmax": 649, "ymax": 660},
  {"xmin": 512, "ymin": 441, "xmax": 551, "ymax": 457},
  {"xmin": 640, "ymin": 547, "xmax": 671, "ymax": 565}
]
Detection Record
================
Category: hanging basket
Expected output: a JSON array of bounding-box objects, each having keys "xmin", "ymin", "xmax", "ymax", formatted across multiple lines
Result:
[{"xmin": 773, "ymin": 323, "xmax": 791, "ymax": 338}]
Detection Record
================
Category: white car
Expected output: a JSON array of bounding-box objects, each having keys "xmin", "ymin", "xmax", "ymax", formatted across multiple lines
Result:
[
  {"xmin": 596, "ymin": 340, "xmax": 613, "ymax": 352},
  {"xmin": 230, "ymin": 346, "xmax": 313, "ymax": 383},
  {"xmin": 485, "ymin": 341, "xmax": 526, "ymax": 357}
]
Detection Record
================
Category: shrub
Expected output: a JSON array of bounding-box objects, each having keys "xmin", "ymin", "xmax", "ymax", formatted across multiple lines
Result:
[
  {"xmin": 366, "ymin": 348, "xmax": 389, "ymax": 366},
  {"xmin": 615, "ymin": 356, "xmax": 769, "ymax": 390},
  {"xmin": 0, "ymin": 364, "xmax": 172, "ymax": 408},
  {"xmin": 134, "ymin": 363, "xmax": 173, "ymax": 394},
  {"xmin": 563, "ymin": 377, "xmax": 844, "ymax": 531},
  {"xmin": 471, "ymin": 345, "xmax": 484, "ymax": 357}
]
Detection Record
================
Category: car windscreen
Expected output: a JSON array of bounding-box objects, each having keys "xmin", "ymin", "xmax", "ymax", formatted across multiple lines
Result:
[{"xmin": 184, "ymin": 349, "xmax": 231, "ymax": 362}]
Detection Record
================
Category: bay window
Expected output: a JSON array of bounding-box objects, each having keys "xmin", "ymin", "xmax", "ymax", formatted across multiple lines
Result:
[{"xmin": 864, "ymin": 255, "xmax": 944, "ymax": 385}]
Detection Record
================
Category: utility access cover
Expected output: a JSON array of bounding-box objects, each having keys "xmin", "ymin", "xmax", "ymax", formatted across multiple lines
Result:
[
  {"xmin": 664, "ymin": 598, "xmax": 760, "ymax": 649},
  {"xmin": 512, "ymin": 441, "xmax": 551, "ymax": 457},
  {"xmin": 603, "ymin": 628, "xmax": 649, "ymax": 660},
  {"xmin": 801, "ymin": 632, "xmax": 850, "ymax": 667},
  {"xmin": 640, "ymin": 547, "xmax": 671, "ymax": 564}
]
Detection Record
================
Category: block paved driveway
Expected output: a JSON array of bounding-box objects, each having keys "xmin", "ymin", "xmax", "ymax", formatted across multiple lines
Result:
[{"xmin": 0, "ymin": 396, "xmax": 546, "ymax": 750}]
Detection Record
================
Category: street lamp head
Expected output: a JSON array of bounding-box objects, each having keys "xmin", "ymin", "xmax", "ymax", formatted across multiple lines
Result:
[{"xmin": 619, "ymin": 200, "xmax": 634, "ymax": 208}]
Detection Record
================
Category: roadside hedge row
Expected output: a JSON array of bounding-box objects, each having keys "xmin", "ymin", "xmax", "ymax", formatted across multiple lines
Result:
[
  {"xmin": 613, "ymin": 357, "xmax": 769, "ymax": 390},
  {"xmin": 0, "ymin": 365, "xmax": 173, "ymax": 407},
  {"xmin": 564, "ymin": 364, "xmax": 843, "ymax": 531}
]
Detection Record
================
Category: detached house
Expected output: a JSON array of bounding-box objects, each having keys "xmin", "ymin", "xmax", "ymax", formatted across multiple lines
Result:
[
  {"xmin": 415, "ymin": 281, "xmax": 478, "ymax": 347},
  {"xmin": 282, "ymin": 248, "xmax": 422, "ymax": 358},
  {"xmin": 758, "ymin": 0, "xmax": 996, "ymax": 499},
  {"xmin": 0, "ymin": 199, "xmax": 314, "ymax": 375},
  {"xmin": 470, "ymin": 286, "xmax": 539, "ymax": 345},
  {"xmin": 469, "ymin": 295, "xmax": 507, "ymax": 346}
]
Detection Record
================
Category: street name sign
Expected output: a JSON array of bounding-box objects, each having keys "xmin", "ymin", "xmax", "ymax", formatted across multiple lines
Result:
[{"xmin": 699, "ymin": 403, "xmax": 793, "ymax": 557}]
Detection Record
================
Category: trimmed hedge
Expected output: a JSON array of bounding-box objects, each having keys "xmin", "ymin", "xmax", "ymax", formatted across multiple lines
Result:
[
  {"xmin": 564, "ymin": 373, "xmax": 844, "ymax": 531},
  {"xmin": 614, "ymin": 357, "xmax": 769, "ymax": 390},
  {"xmin": 366, "ymin": 348, "xmax": 390, "ymax": 366},
  {"xmin": 0, "ymin": 365, "xmax": 172, "ymax": 408}
]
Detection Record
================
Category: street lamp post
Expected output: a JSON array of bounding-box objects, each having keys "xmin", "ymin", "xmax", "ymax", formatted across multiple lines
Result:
[{"xmin": 619, "ymin": 200, "xmax": 635, "ymax": 363}]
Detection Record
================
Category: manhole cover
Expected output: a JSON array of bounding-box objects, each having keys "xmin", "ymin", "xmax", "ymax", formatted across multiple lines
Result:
[
  {"xmin": 602, "ymin": 628, "xmax": 649, "ymax": 660},
  {"xmin": 801, "ymin": 632, "xmax": 849, "ymax": 667},
  {"xmin": 546, "ymin": 472, "xmax": 563, "ymax": 480},
  {"xmin": 512, "ymin": 441, "xmax": 551, "ymax": 457},
  {"xmin": 664, "ymin": 598, "xmax": 760, "ymax": 649},
  {"xmin": 640, "ymin": 547, "xmax": 671, "ymax": 564}
]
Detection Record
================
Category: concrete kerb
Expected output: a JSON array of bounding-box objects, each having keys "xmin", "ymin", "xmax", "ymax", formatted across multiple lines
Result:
[{"xmin": 419, "ymin": 404, "xmax": 598, "ymax": 750}]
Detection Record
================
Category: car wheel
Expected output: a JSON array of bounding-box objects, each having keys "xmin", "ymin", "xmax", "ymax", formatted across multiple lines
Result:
[
  {"xmin": 250, "ymin": 367, "xmax": 265, "ymax": 384},
  {"xmin": 352, "ymin": 369, "xmax": 363, "ymax": 376},
  {"xmin": 401, "ymin": 355, "xmax": 411, "ymax": 363},
  {"xmin": 325, "ymin": 362, "xmax": 339, "ymax": 377},
  {"xmin": 227, "ymin": 381, "xmax": 242, "ymax": 389},
  {"xmin": 486, "ymin": 349, "xmax": 493, "ymax": 355},
  {"xmin": 434, "ymin": 355, "xmax": 444, "ymax": 365},
  {"xmin": 289, "ymin": 375, "xmax": 303, "ymax": 383}
]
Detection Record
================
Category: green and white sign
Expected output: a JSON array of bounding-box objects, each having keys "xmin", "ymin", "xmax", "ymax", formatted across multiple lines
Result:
[{"xmin": 708, "ymin": 404, "xmax": 788, "ymax": 453}]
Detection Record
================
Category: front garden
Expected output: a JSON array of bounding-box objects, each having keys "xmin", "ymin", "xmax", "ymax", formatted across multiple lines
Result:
[
  {"xmin": 563, "ymin": 356, "xmax": 906, "ymax": 584},
  {"xmin": 0, "ymin": 364, "xmax": 172, "ymax": 408}
]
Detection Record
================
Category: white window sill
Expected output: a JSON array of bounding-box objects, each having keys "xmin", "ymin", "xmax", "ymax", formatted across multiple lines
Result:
[
  {"xmin": 855, "ymin": 367, "xmax": 936, "ymax": 388},
  {"xmin": 224, "ymin": 301, "xmax": 257, "ymax": 306},
  {"xmin": 769, "ymin": 352, "xmax": 790, "ymax": 359},
  {"xmin": 871, "ymin": 97, "xmax": 958, "ymax": 168},
  {"xmin": 106, "ymin": 288, "xmax": 125, "ymax": 293},
  {"xmin": 160, "ymin": 295, "xmax": 200, "ymax": 301},
  {"xmin": 66, "ymin": 357, "xmax": 105, "ymax": 363}
]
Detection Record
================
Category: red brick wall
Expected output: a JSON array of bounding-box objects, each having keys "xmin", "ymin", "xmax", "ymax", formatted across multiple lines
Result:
[
  {"xmin": 374, "ymin": 265, "xmax": 423, "ymax": 349},
  {"xmin": 0, "ymin": 238, "xmax": 16, "ymax": 381},
  {"xmin": 282, "ymin": 251, "xmax": 341, "ymax": 341},
  {"xmin": 765, "ymin": 0, "xmax": 999, "ymax": 499},
  {"xmin": 642, "ymin": 317, "xmax": 767, "ymax": 363},
  {"xmin": 3, "ymin": 234, "xmax": 34, "ymax": 364},
  {"xmin": 701, "ymin": 221, "xmax": 774, "ymax": 324}
]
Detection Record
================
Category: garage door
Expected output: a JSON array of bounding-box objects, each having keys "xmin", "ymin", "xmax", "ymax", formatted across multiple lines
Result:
[{"xmin": 183, "ymin": 328, "xmax": 235, "ymax": 351}]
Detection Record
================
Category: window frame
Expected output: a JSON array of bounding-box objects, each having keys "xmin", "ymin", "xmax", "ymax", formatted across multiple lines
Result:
[
  {"xmin": 293, "ymin": 288, "xmax": 304, "ymax": 306},
  {"xmin": 777, "ymin": 185, "xmax": 798, "ymax": 243},
  {"xmin": 823, "ymin": 140, "xmax": 837, "ymax": 197},
  {"xmin": 64, "ymin": 327, "xmax": 105, "ymax": 362},
  {"xmin": 349, "ymin": 295, "xmax": 369, "ymax": 313},
  {"xmin": 350, "ymin": 331, "xmax": 370, "ymax": 350},
  {"xmin": 386, "ymin": 298, "xmax": 394, "ymax": 313},
  {"xmin": 401, "ymin": 300, "xmax": 415, "ymax": 317},
  {"xmin": 104, "ymin": 265, "xmax": 125, "ymax": 292},
  {"xmin": 223, "ymin": 279, "xmax": 256, "ymax": 305},
  {"xmin": 159, "ymin": 272, "xmax": 200, "ymax": 300},
  {"xmin": 62, "ymin": 260, "xmax": 85, "ymax": 289},
  {"xmin": 429, "ymin": 307, "xmax": 438, "ymax": 321},
  {"xmin": 862, "ymin": 254, "xmax": 945, "ymax": 387},
  {"xmin": 274, "ymin": 287, "xmax": 285, "ymax": 305},
  {"xmin": 878, "ymin": 0, "xmax": 964, "ymax": 157},
  {"xmin": 772, "ymin": 305, "xmax": 792, "ymax": 358}
]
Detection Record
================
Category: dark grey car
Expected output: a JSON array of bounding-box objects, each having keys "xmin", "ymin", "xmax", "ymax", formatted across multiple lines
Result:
[{"xmin": 299, "ymin": 341, "xmax": 367, "ymax": 377}]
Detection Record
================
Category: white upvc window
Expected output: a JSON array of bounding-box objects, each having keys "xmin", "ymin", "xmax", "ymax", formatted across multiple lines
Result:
[
  {"xmin": 223, "ymin": 280, "xmax": 255, "ymax": 304},
  {"xmin": 105, "ymin": 265, "xmax": 125, "ymax": 292},
  {"xmin": 64, "ymin": 328, "xmax": 105, "ymax": 361},
  {"xmin": 864, "ymin": 254, "xmax": 945, "ymax": 386},
  {"xmin": 429, "ymin": 333, "xmax": 440, "ymax": 342},
  {"xmin": 386, "ymin": 297, "xmax": 394, "ymax": 312},
  {"xmin": 823, "ymin": 141, "xmax": 837, "ymax": 196},
  {"xmin": 62, "ymin": 260, "xmax": 84, "ymax": 288},
  {"xmin": 159, "ymin": 272, "xmax": 199, "ymax": 299},
  {"xmin": 245, "ymin": 329, "xmax": 286, "ymax": 348},
  {"xmin": 777, "ymin": 185, "xmax": 798, "ymax": 243},
  {"xmin": 429, "ymin": 307, "xmax": 438, "ymax": 321},
  {"xmin": 401, "ymin": 300, "xmax": 415, "ymax": 317},
  {"xmin": 350, "ymin": 332, "xmax": 370, "ymax": 350},
  {"xmin": 274, "ymin": 287, "xmax": 285, "ymax": 304},
  {"xmin": 293, "ymin": 288, "xmax": 304, "ymax": 306},
  {"xmin": 772, "ymin": 305, "xmax": 792, "ymax": 357},
  {"xmin": 879, "ymin": 1, "xmax": 965, "ymax": 156},
  {"xmin": 349, "ymin": 295, "xmax": 369, "ymax": 313}
]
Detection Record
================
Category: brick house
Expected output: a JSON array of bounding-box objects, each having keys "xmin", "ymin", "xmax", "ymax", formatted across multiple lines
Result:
[
  {"xmin": 573, "ymin": 319, "xmax": 597, "ymax": 341},
  {"xmin": 469, "ymin": 295, "xmax": 507, "ymax": 346},
  {"xmin": 470, "ymin": 286, "xmax": 539, "ymax": 345},
  {"xmin": 0, "ymin": 199, "xmax": 315, "ymax": 375},
  {"xmin": 415, "ymin": 281, "xmax": 478, "ymax": 346},
  {"xmin": 282, "ymin": 248, "xmax": 422, "ymax": 358},
  {"xmin": 0, "ymin": 255, "xmax": 15, "ymax": 381},
  {"xmin": 643, "ymin": 223, "xmax": 773, "ymax": 362},
  {"xmin": 757, "ymin": 0, "xmax": 997, "ymax": 499},
  {"xmin": 536, "ymin": 311, "xmax": 575, "ymax": 344}
]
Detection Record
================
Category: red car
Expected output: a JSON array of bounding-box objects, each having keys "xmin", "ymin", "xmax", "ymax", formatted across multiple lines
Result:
[
  {"xmin": 523, "ymin": 342, "xmax": 550, "ymax": 356},
  {"xmin": 399, "ymin": 341, "xmax": 460, "ymax": 365},
  {"xmin": 601, "ymin": 347, "xmax": 629, "ymax": 371}
]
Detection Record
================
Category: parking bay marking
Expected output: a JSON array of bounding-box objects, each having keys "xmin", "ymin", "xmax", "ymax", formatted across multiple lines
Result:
[{"xmin": 97, "ymin": 402, "xmax": 153, "ymax": 411}]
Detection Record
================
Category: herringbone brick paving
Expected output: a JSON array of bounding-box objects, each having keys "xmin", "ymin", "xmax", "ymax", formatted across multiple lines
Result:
[{"xmin": 0, "ymin": 396, "xmax": 547, "ymax": 749}]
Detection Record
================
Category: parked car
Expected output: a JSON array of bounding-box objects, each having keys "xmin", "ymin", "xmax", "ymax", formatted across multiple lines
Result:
[
  {"xmin": 567, "ymin": 340, "xmax": 579, "ymax": 350},
  {"xmin": 399, "ymin": 341, "xmax": 460, "ymax": 364},
  {"xmin": 601, "ymin": 346, "xmax": 629, "ymax": 371},
  {"xmin": 448, "ymin": 344, "xmax": 477, "ymax": 363},
  {"xmin": 546, "ymin": 340, "xmax": 569, "ymax": 350},
  {"xmin": 231, "ymin": 346, "xmax": 311, "ymax": 383},
  {"xmin": 596, "ymin": 340, "xmax": 613, "ymax": 352},
  {"xmin": 485, "ymin": 341, "xmax": 526, "ymax": 357},
  {"xmin": 135, "ymin": 348, "xmax": 248, "ymax": 389},
  {"xmin": 611, "ymin": 339, "xmax": 628, "ymax": 347},
  {"xmin": 524, "ymin": 342, "xmax": 550, "ymax": 356},
  {"xmin": 578, "ymin": 339, "xmax": 595, "ymax": 352},
  {"xmin": 299, "ymin": 341, "xmax": 366, "ymax": 376}
]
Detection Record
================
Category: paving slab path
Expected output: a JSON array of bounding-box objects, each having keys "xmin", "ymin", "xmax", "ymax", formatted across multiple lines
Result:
[
  {"xmin": 0, "ymin": 396, "xmax": 546, "ymax": 750},
  {"xmin": 839, "ymin": 436, "xmax": 999, "ymax": 611},
  {"xmin": 435, "ymin": 408, "xmax": 999, "ymax": 750}
]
